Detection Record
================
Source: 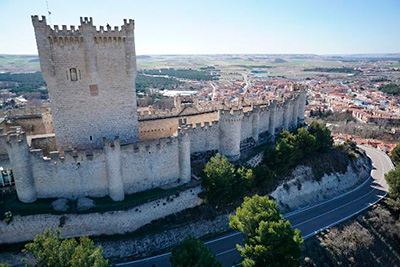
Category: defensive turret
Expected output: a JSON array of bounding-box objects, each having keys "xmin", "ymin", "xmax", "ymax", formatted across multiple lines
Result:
[
  {"xmin": 218, "ymin": 108, "xmax": 243, "ymax": 161},
  {"xmin": 1, "ymin": 128, "xmax": 36, "ymax": 203}
]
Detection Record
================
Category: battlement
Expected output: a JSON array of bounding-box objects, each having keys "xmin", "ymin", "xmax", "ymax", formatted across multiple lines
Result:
[
  {"xmin": 219, "ymin": 108, "xmax": 244, "ymax": 118},
  {"xmin": 188, "ymin": 121, "xmax": 219, "ymax": 131},
  {"xmin": 3, "ymin": 132, "xmax": 27, "ymax": 147},
  {"xmin": 31, "ymin": 15, "xmax": 135, "ymax": 42}
]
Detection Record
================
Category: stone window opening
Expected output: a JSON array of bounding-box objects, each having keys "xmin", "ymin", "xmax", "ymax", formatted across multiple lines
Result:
[
  {"xmin": 70, "ymin": 68, "xmax": 78, "ymax": 81},
  {"xmin": 89, "ymin": 135, "xmax": 93, "ymax": 141}
]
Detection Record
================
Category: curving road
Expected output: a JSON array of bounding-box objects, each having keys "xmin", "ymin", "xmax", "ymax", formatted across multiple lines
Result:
[{"xmin": 117, "ymin": 146, "xmax": 394, "ymax": 267}]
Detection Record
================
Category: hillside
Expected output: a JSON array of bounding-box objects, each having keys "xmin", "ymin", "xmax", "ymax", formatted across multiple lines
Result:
[{"xmin": 302, "ymin": 201, "xmax": 400, "ymax": 266}]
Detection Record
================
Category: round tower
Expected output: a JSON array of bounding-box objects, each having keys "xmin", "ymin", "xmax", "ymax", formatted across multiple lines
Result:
[
  {"xmin": 104, "ymin": 137, "xmax": 125, "ymax": 201},
  {"xmin": 283, "ymin": 99, "xmax": 291, "ymax": 130},
  {"xmin": 292, "ymin": 95, "xmax": 300, "ymax": 128},
  {"xmin": 2, "ymin": 131, "xmax": 37, "ymax": 203},
  {"xmin": 178, "ymin": 129, "xmax": 191, "ymax": 183},
  {"xmin": 218, "ymin": 109, "xmax": 243, "ymax": 161},
  {"xmin": 298, "ymin": 87, "xmax": 307, "ymax": 124},
  {"xmin": 252, "ymin": 107, "xmax": 260, "ymax": 143},
  {"xmin": 268, "ymin": 101, "xmax": 277, "ymax": 137}
]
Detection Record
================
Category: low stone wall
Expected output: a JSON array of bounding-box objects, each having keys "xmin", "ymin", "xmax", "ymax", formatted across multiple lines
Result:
[
  {"xmin": 271, "ymin": 154, "xmax": 371, "ymax": 212},
  {"xmin": 0, "ymin": 186, "xmax": 203, "ymax": 244},
  {"xmin": 101, "ymin": 214, "xmax": 230, "ymax": 260}
]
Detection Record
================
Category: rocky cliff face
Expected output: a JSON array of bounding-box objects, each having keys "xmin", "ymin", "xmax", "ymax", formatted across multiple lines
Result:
[{"xmin": 271, "ymin": 152, "xmax": 371, "ymax": 212}]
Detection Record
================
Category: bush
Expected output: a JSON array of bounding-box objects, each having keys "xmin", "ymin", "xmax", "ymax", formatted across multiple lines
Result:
[
  {"xmin": 391, "ymin": 145, "xmax": 400, "ymax": 166},
  {"xmin": 23, "ymin": 229, "xmax": 108, "ymax": 267},
  {"xmin": 170, "ymin": 237, "xmax": 221, "ymax": 267},
  {"xmin": 202, "ymin": 154, "xmax": 252, "ymax": 204},
  {"xmin": 308, "ymin": 121, "xmax": 333, "ymax": 152},
  {"xmin": 385, "ymin": 168, "xmax": 400, "ymax": 199}
]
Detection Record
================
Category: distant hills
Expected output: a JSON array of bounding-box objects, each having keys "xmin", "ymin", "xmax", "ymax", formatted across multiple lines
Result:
[{"xmin": 272, "ymin": 58, "xmax": 287, "ymax": 63}]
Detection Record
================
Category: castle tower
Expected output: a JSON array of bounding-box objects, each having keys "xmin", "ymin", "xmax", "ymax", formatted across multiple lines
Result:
[
  {"xmin": 31, "ymin": 16, "xmax": 140, "ymax": 149},
  {"xmin": 298, "ymin": 87, "xmax": 307, "ymax": 124},
  {"xmin": 178, "ymin": 129, "xmax": 191, "ymax": 183},
  {"xmin": 1, "ymin": 129, "xmax": 37, "ymax": 203},
  {"xmin": 268, "ymin": 100, "xmax": 277, "ymax": 137},
  {"xmin": 104, "ymin": 138, "xmax": 125, "ymax": 201},
  {"xmin": 218, "ymin": 109, "xmax": 243, "ymax": 161},
  {"xmin": 292, "ymin": 94, "xmax": 300, "ymax": 127},
  {"xmin": 283, "ymin": 99, "xmax": 291, "ymax": 130},
  {"xmin": 251, "ymin": 107, "xmax": 260, "ymax": 143}
]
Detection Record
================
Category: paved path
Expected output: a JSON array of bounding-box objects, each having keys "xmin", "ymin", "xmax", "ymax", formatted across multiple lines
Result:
[{"xmin": 117, "ymin": 146, "xmax": 394, "ymax": 267}]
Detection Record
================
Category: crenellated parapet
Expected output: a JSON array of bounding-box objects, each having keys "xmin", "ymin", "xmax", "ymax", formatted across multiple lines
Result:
[{"xmin": 31, "ymin": 15, "xmax": 135, "ymax": 43}]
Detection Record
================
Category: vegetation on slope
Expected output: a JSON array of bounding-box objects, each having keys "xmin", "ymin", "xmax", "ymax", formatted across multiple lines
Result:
[
  {"xmin": 302, "ymin": 203, "xmax": 400, "ymax": 266},
  {"xmin": 201, "ymin": 122, "xmax": 349, "ymax": 207}
]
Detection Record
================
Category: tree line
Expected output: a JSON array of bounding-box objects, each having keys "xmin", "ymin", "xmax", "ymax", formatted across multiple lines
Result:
[
  {"xmin": 142, "ymin": 68, "xmax": 219, "ymax": 81},
  {"xmin": 379, "ymin": 83, "xmax": 400, "ymax": 95}
]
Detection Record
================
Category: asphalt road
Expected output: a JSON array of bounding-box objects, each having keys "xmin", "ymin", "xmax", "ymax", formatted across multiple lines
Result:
[{"xmin": 117, "ymin": 146, "xmax": 394, "ymax": 267}]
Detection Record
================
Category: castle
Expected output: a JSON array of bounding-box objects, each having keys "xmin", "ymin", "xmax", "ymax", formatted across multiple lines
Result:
[{"xmin": 1, "ymin": 16, "xmax": 307, "ymax": 203}]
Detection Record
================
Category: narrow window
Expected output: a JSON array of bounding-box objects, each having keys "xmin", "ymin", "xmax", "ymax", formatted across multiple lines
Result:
[
  {"xmin": 89, "ymin": 136, "xmax": 93, "ymax": 141},
  {"xmin": 70, "ymin": 68, "xmax": 78, "ymax": 81}
]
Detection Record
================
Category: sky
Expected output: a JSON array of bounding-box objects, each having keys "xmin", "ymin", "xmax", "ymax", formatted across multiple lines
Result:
[{"xmin": 0, "ymin": 0, "xmax": 399, "ymax": 55}]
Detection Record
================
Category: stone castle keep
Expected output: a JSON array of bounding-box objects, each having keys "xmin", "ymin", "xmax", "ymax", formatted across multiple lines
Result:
[{"xmin": 1, "ymin": 16, "xmax": 307, "ymax": 203}]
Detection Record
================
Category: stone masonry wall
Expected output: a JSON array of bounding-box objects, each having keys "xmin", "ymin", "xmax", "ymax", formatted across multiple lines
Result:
[
  {"xmin": 138, "ymin": 112, "xmax": 218, "ymax": 141},
  {"xmin": 28, "ymin": 136, "xmax": 182, "ymax": 199},
  {"xmin": 0, "ymin": 186, "xmax": 203, "ymax": 244},
  {"xmin": 32, "ymin": 16, "xmax": 140, "ymax": 149}
]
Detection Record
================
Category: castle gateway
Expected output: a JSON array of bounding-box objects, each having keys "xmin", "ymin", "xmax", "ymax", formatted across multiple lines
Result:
[{"xmin": 2, "ymin": 16, "xmax": 306, "ymax": 203}]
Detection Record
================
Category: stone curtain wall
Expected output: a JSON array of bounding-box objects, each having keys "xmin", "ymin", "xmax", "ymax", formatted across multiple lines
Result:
[
  {"xmin": 3, "ymin": 131, "xmax": 186, "ymax": 202},
  {"xmin": 0, "ymin": 187, "xmax": 203, "ymax": 244},
  {"xmin": 138, "ymin": 112, "xmax": 218, "ymax": 141},
  {"xmin": 187, "ymin": 122, "xmax": 220, "ymax": 153}
]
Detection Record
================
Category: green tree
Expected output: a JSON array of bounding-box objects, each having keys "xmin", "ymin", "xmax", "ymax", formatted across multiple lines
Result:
[
  {"xmin": 391, "ymin": 146, "xmax": 400, "ymax": 166},
  {"xmin": 293, "ymin": 128, "xmax": 317, "ymax": 159},
  {"xmin": 308, "ymin": 121, "xmax": 332, "ymax": 152},
  {"xmin": 170, "ymin": 237, "xmax": 221, "ymax": 267},
  {"xmin": 252, "ymin": 165, "xmax": 276, "ymax": 191},
  {"xmin": 202, "ymin": 153, "xmax": 252, "ymax": 204},
  {"xmin": 385, "ymin": 167, "xmax": 400, "ymax": 199},
  {"xmin": 229, "ymin": 195, "xmax": 303, "ymax": 267},
  {"xmin": 23, "ymin": 229, "xmax": 108, "ymax": 267},
  {"xmin": 275, "ymin": 136, "xmax": 295, "ymax": 173}
]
